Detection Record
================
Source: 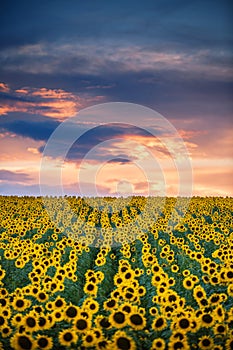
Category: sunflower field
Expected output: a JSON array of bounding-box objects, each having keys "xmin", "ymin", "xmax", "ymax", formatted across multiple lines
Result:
[{"xmin": 0, "ymin": 195, "xmax": 232, "ymax": 350}]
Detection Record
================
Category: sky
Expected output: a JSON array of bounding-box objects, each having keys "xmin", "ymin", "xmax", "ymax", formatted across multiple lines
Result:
[{"xmin": 0, "ymin": 0, "xmax": 232, "ymax": 197}]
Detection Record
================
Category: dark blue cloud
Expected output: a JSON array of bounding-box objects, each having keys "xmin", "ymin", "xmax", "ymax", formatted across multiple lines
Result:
[
  {"xmin": 0, "ymin": 113, "xmax": 59, "ymax": 141},
  {"xmin": 1, "ymin": 0, "xmax": 232, "ymax": 50}
]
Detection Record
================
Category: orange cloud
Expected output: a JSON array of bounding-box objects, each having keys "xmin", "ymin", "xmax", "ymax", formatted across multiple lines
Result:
[
  {"xmin": 0, "ymin": 82, "xmax": 10, "ymax": 92},
  {"xmin": 0, "ymin": 83, "xmax": 105, "ymax": 120}
]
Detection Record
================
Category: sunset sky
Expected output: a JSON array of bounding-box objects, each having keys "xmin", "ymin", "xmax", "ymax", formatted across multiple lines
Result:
[{"xmin": 0, "ymin": 0, "xmax": 232, "ymax": 197}]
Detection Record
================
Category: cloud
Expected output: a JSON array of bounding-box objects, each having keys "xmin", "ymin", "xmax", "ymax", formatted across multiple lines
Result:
[
  {"xmin": 62, "ymin": 124, "xmax": 161, "ymax": 162},
  {"xmin": 1, "ymin": 42, "xmax": 232, "ymax": 82},
  {"xmin": 0, "ymin": 84, "xmax": 104, "ymax": 119},
  {"xmin": 1, "ymin": 0, "xmax": 231, "ymax": 51},
  {"xmin": 0, "ymin": 114, "xmax": 59, "ymax": 141},
  {"xmin": 27, "ymin": 147, "xmax": 40, "ymax": 155},
  {"xmin": 0, "ymin": 82, "xmax": 10, "ymax": 92},
  {"xmin": 107, "ymin": 158, "xmax": 132, "ymax": 165},
  {"xmin": 0, "ymin": 169, "xmax": 32, "ymax": 183}
]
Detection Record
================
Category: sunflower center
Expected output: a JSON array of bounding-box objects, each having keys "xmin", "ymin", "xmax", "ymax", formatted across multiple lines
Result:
[
  {"xmin": 76, "ymin": 319, "xmax": 87, "ymax": 330},
  {"xmin": 130, "ymin": 314, "xmax": 143, "ymax": 325},
  {"xmin": 16, "ymin": 300, "xmax": 24, "ymax": 308},
  {"xmin": 64, "ymin": 332, "xmax": 73, "ymax": 341},
  {"xmin": 87, "ymin": 284, "xmax": 94, "ymax": 291},
  {"xmin": 38, "ymin": 293, "xmax": 46, "ymax": 300},
  {"xmin": 0, "ymin": 316, "xmax": 4, "ymax": 326},
  {"xmin": 155, "ymin": 318, "xmax": 164, "ymax": 328},
  {"xmin": 202, "ymin": 314, "xmax": 213, "ymax": 323},
  {"xmin": 100, "ymin": 317, "xmax": 111, "ymax": 328},
  {"xmin": 179, "ymin": 318, "xmax": 189, "ymax": 329},
  {"xmin": 217, "ymin": 325, "xmax": 225, "ymax": 333},
  {"xmin": 26, "ymin": 317, "xmax": 36, "ymax": 328},
  {"xmin": 39, "ymin": 317, "xmax": 46, "ymax": 327},
  {"xmin": 55, "ymin": 299, "xmax": 63, "ymax": 307},
  {"xmin": 86, "ymin": 335, "xmax": 93, "ymax": 343},
  {"xmin": 38, "ymin": 338, "xmax": 49, "ymax": 348},
  {"xmin": 202, "ymin": 339, "xmax": 210, "ymax": 347},
  {"xmin": 117, "ymin": 337, "xmax": 131, "ymax": 350},
  {"xmin": 113, "ymin": 312, "xmax": 125, "ymax": 324},
  {"xmin": 18, "ymin": 336, "xmax": 32, "ymax": 350},
  {"xmin": 174, "ymin": 341, "xmax": 184, "ymax": 349},
  {"xmin": 107, "ymin": 300, "xmax": 116, "ymax": 308},
  {"xmin": 66, "ymin": 306, "xmax": 77, "ymax": 318}
]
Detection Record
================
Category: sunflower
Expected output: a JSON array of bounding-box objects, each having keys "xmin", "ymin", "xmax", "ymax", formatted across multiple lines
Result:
[
  {"xmin": 168, "ymin": 277, "xmax": 175, "ymax": 286},
  {"xmin": 149, "ymin": 307, "xmax": 158, "ymax": 317},
  {"xmin": 183, "ymin": 277, "xmax": 194, "ymax": 290},
  {"xmin": 200, "ymin": 312, "xmax": 215, "ymax": 328},
  {"xmin": 64, "ymin": 305, "xmax": 80, "ymax": 321},
  {"xmin": 213, "ymin": 323, "xmax": 227, "ymax": 335},
  {"xmin": 0, "ymin": 314, "xmax": 7, "ymax": 329},
  {"xmin": 37, "ymin": 315, "xmax": 50, "ymax": 330},
  {"xmin": 137, "ymin": 286, "xmax": 146, "ymax": 296},
  {"xmin": 12, "ymin": 297, "xmax": 31, "ymax": 312},
  {"xmin": 0, "ymin": 268, "xmax": 6, "ymax": 280},
  {"xmin": 97, "ymin": 339, "xmax": 110, "ymax": 349},
  {"xmin": 104, "ymin": 298, "xmax": 118, "ymax": 311},
  {"xmin": 95, "ymin": 315, "xmax": 111, "ymax": 329},
  {"xmin": 170, "ymin": 332, "xmax": 186, "ymax": 342},
  {"xmin": 120, "ymin": 302, "xmax": 133, "ymax": 314},
  {"xmin": 22, "ymin": 313, "xmax": 38, "ymax": 332},
  {"xmin": 11, "ymin": 314, "xmax": 23, "ymax": 328},
  {"xmin": 84, "ymin": 299, "xmax": 99, "ymax": 314},
  {"xmin": 198, "ymin": 336, "xmax": 214, "ymax": 349},
  {"xmin": 36, "ymin": 335, "xmax": 53, "ymax": 350},
  {"xmin": 190, "ymin": 317, "xmax": 201, "ymax": 332},
  {"xmin": 151, "ymin": 338, "xmax": 166, "ymax": 350},
  {"xmin": 1, "ymin": 326, "xmax": 11, "ymax": 338},
  {"xmin": 152, "ymin": 316, "xmax": 167, "ymax": 331},
  {"xmin": 0, "ymin": 288, "xmax": 7, "ymax": 298},
  {"xmin": 36, "ymin": 291, "xmax": 48, "ymax": 303},
  {"xmin": 175, "ymin": 316, "xmax": 192, "ymax": 332},
  {"xmin": 58, "ymin": 328, "xmax": 78, "ymax": 347},
  {"xmin": 112, "ymin": 330, "xmax": 136, "ymax": 350},
  {"xmin": 114, "ymin": 275, "xmax": 124, "ymax": 286},
  {"xmin": 45, "ymin": 301, "xmax": 53, "ymax": 311},
  {"xmin": 74, "ymin": 315, "xmax": 91, "ymax": 332},
  {"xmin": 171, "ymin": 265, "xmax": 179, "ymax": 273},
  {"xmin": 209, "ymin": 293, "xmax": 220, "ymax": 305},
  {"xmin": 225, "ymin": 269, "xmax": 233, "ymax": 282},
  {"xmin": 214, "ymin": 305, "xmax": 225, "ymax": 322},
  {"xmin": 168, "ymin": 338, "xmax": 188, "ymax": 350},
  {"xmin": 226, "ymin": 338, "xmax": 233, "ymax": 350},
  {"xmin": 210, "ymin": 275, "xmax": 220, "ymax": 285},
  {"xmin": 227, "ymin": 283, "xmax": 233, "ymax": 297},
  {"xmin": 123, "ymin": 270, "xmax": 134, "ymax": 281},
  {"xmin": 54, "ymin": 296, "xmax": 66, "ymax": 309},
  {"xmin": 182, "ymin": 269, "xmax": 190, "ymax": 277},
  {"xmin": 10, "ymin": 333, "xmax": 35, "ymax": 350},
  {"xmin": 193, "ymin": 285, "xmax": 206, "ymax": 303},
  {"xmin": 84, "ymin": 282, "xmax": 98, "ymax": 296},
  {"xmin": 109, "ymin": 310, "xmax": 128, "ymax": 328},
  {"xmin": 82, "ymin": 330, "xmax": 98, "ymax": 348}
]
